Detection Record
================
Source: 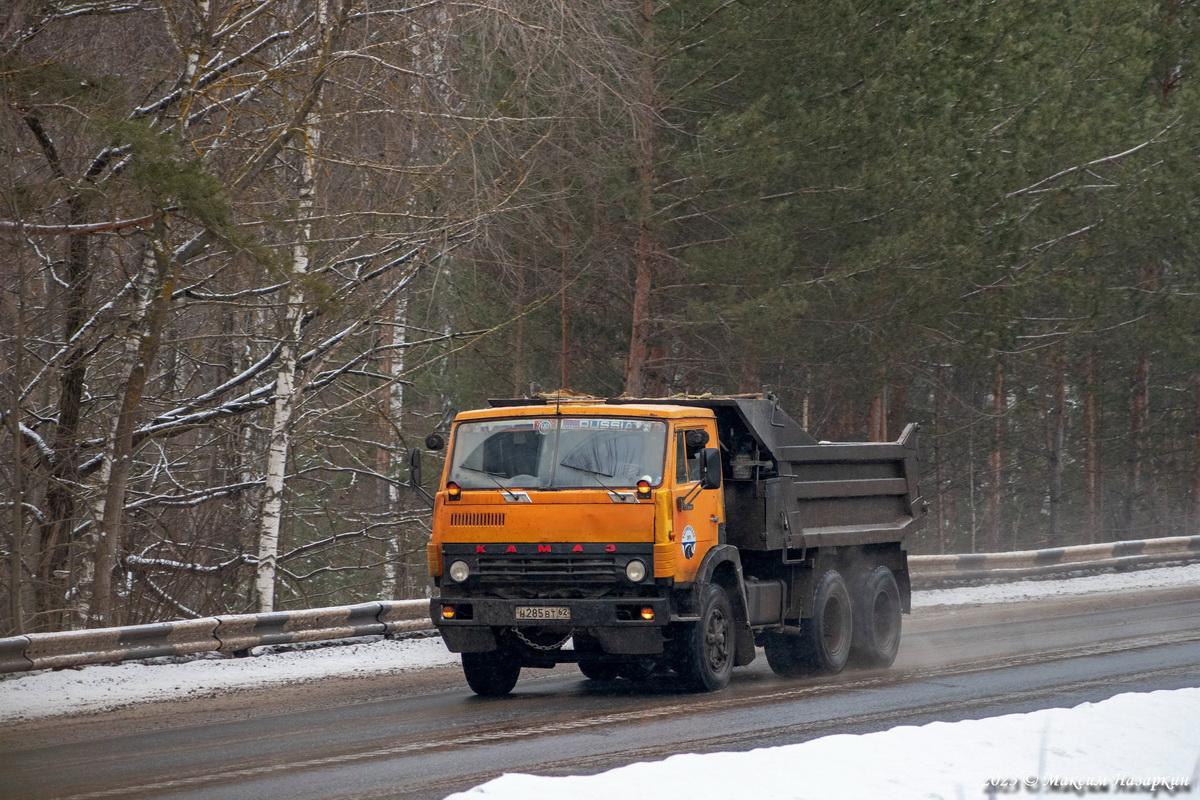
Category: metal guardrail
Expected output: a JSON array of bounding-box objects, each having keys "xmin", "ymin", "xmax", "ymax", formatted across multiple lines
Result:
[
  {"xmin": 0, "ymin": 599, "xmax": 429, "ymax": 675},
  {"xmin": 908, "ymin": 534, "xmax": 1200, "ymax": 586},
  {"xmin": 1, "ymin": 535, "xmax": 1197, "ymax": 676}
]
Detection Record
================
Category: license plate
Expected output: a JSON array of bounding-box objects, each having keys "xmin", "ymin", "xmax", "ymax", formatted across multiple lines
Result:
[{"xmin": 515, "ymin": 605, "xmax": 570, "ymax": 621}]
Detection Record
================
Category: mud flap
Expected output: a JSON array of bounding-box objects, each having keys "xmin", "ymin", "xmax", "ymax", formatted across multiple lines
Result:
[
  {"xmin": 592, "ymin": 627, "xmax": 665, "ymax": 655},
  {"xmin": 734, "ymin": 621, "xmax": 756, "ymax": 666},
  {"xmin": 438, "ymin": 626, "xmax": 497, "ymax": 653}
]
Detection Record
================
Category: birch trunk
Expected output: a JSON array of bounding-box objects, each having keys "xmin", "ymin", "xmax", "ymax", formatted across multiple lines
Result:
[
  {"xmin": 252, "ymin": 0, "xmax": 344, "ymax": 613},
  {"xmin": 379, "ymin": 290, "xmax": 408, "ymax": 600},
  {"xmin": 255, "ymin": 144, "xmax": 315, "ymax": 611},
  {"xmin": 5, "ymin": 274, "xmax": 26, "ymax": 633},
  {"xmin": 90, "ymin": 222, "xmax": 172, "ymax": 626},
  {"xmin": 255, "ymin": 130, "xmax": 323, "ymax": 613}
]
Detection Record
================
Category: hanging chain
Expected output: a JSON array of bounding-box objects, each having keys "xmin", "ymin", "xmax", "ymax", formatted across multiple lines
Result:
[{"xmin": 513, "ymin": 627, "xmax": 573, "ymax": 651}]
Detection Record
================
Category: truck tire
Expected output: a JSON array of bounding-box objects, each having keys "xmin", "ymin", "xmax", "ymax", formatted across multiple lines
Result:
[
  {"xmin": 574, "ymin": 634, "xmax": 620, "ymax": 681},
  {"xmin": 675, "ymin": 583, "xmax": 734, "ymax": 692},
  {"xmin": 579, "ymin": 658, "xmax": 656, "ymax": 681},
  {"xmin": 578, "ymin": 661, "xmax": 621, "ymax": 681},
  {"xmin": 764, "ymin": 569, "xmax": 852, "ymax": 677},
  {"xmin": 462, "ymin": 651, "xmax": 521, "ymax": 696},
  {"xmin": 617, "ymin": 659, "xmax": 658, "ymax": 681},
  {"xmin": 848, "ymin": 565, "xmax": 902, "ymax": 669}
]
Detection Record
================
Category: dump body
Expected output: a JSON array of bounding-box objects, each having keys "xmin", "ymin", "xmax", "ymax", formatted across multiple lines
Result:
[
  {"xmin": 426, "ymin": 394, "xmax": 925, "ymax": 694},
  {"xmin": 607, "ymin": 396, "xmax": 924, "ymax": 552}
]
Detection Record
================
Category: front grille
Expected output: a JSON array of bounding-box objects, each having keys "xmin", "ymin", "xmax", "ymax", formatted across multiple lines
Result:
[
  {"xmin": 449, "ymin": 512, "xmax": 506, "ymax": 527},
  {"xmin": 477, "ymin": 556, "xmax": 620, "ymax": 583}
]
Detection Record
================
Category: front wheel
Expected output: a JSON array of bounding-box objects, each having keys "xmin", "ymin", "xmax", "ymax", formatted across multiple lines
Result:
[
  {"xmin": 462, "ymin": 651, "xmax": 521, "ymax": 696},
  {"xmin": 674, "ymin": 583, "xmax": 734, "ymax": 692}
]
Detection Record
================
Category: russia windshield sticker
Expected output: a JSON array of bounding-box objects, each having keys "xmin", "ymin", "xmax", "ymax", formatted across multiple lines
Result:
[{"xmin": 560, "ymin": 418, "xmax": 660, "ymax": 431}]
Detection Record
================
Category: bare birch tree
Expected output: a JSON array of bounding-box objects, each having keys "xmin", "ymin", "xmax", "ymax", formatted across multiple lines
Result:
[{"xmin": 0, "ymin": 0, "xmax": 612, "ymax": 631}]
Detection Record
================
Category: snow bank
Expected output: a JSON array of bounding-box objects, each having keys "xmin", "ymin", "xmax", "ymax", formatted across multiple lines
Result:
[
  {"xmin": 912, "ymin": 562, "xmax": 1200, "ymax": 608},
  {"xmin": 446, "ymin": 689, "xmax": 1200, "ymax": 800},
  {"xmin": 0, "ymin": 635, "xmax": 458, "ymax": 723}
]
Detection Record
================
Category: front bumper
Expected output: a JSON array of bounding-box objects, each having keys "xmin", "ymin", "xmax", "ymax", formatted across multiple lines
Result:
[{"xmin": 431, "ymin": 596, "xmax": 670, "ymax": 655}]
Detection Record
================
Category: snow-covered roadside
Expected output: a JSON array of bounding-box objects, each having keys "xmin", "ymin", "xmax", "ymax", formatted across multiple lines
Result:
[
  {"xmin": 0, "ymin": 635, "xmax": 460, "ymax": 724},
  {"xmin": 446, "ymin": 688, "xmax": 1200, "ymax": 800},
  {"xmin": 912, "ymin": 561, "xmax": 1200, "ymax": 609},
  {"xmin": 0, "ymin": 563, "xmax": 1197, "ymax": 725}
]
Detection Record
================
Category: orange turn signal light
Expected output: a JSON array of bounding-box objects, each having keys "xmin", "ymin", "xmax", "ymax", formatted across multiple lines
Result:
[
  {"xmin": 446, "ymin": 481, "xmax": 461, "ymax": 501},
  {"xmin": 636, "ymin": 480, "xmax": 651, "ymax": 499},
  {"xmin": 442, "ymin": 605, "xmax": 456, "ymax": 619},
  {"xmin": 640, "ymin": 607, "xmax": 655, "ymax": 621}
]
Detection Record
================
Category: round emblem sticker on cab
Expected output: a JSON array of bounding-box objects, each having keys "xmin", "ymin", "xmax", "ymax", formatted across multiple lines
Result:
[{"xmin": 681, "ymin": 525, "xmax": 696, "ymax": 559}]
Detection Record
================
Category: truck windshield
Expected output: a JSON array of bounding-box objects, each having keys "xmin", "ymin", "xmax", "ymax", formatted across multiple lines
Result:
[{"xmin": 447, "ymin": 417, "xmax": 667, "ymax": 490}]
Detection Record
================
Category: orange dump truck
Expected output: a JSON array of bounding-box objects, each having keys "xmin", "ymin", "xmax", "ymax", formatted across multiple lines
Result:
[{"xmin": 421, "ymin": 394, "xmax": 925, "ymax": 695}]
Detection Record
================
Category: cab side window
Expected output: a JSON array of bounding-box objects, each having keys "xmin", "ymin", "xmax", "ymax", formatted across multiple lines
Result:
[{"xmin": 675, "ymin": 429, "xmax": 706, "ymax": 483}]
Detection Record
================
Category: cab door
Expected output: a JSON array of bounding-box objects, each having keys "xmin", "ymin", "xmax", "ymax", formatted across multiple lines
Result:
[{"xmin": 670, "ymin": 422, "xmax": 723, "ymax": 583}]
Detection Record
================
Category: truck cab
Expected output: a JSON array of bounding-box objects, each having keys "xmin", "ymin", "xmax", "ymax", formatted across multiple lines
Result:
[{"xmin": 428, "ymin": 402, "xmax": 729, "ymax": 691}]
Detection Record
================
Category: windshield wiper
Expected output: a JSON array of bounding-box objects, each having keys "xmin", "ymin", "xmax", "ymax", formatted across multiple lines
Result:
[
  {"xmin": 566, "ymin": 464, "xmax": 623, "ymax": 494},
  {"xmin": 458, "ymin": 465, "xmax": 524, "ymax": 502}
]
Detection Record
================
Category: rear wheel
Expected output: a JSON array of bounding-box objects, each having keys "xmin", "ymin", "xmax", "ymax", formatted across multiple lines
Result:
[
  {"xmin": 578, "ymin": 661, "xmax": 621, "ymax": 681},
  {"xmin": 617, "ymin": 658, "xmax": 658, "ymax": 681},
  {"xmin": 764, "ymin": 569, "xmax": 852, "ymax": 677},
  {"xmin": 462, "ymin": 651, "xmax": 521, "ymax": 696},
  {"xmin": 675, "ymin": 583, "xmax": 734, "ymax": 692},
  {"xmin": 848, "ymin": 566, "xmax": 902, "ymax": 669},
  {"xmin": 575, "ymin": 634, "xmax": 620, "ymax": 681}
]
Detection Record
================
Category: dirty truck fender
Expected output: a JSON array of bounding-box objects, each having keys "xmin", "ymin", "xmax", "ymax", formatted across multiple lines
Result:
[{"xmin": 686, "ymin": 544, "xmax": 756, "ymax": 666}]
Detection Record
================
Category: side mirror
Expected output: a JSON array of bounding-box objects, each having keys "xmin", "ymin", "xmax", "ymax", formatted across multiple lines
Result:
[
  {"xmin": 425, "ymin": 432, "xmax": 445, "ymax": 451},
  {"xmin": 699, "ymin": 447, "xmax": 722, "ymax": 490},
  {"xmin": 408, "ymin": 447, "xmax": 422, "ymax": 488}
]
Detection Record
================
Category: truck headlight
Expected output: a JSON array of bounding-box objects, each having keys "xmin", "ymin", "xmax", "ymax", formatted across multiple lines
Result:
[
  {"xmin": 625, "ymin": 559, "xmax": 647, "ymax": 583},
  {"xmin": 448, "ymin": 560, "xmax": 471, "ymax": 582}
]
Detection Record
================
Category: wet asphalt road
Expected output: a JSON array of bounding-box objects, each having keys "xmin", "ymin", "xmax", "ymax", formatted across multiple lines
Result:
[{"xmin": 2, "ymin": 584, "xmax": 1199, "ymax": 799}]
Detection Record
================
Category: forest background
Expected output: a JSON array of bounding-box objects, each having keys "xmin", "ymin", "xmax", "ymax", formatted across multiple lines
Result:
[{"xmin": 1, "ymin": 0, "xmax": 1197, "ymax": 634}]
